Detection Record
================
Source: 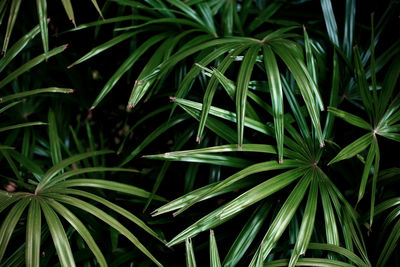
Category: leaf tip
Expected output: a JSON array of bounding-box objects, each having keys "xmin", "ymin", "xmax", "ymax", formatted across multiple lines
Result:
[
  {"xmin": 238, "ymin": 145, "xmax": 242, "ymax": 151},
  {"xmin": 169, "ymin": 96, "xmax": 176, "ymax": 102},
  {"xmin": 279, "ymin": 158, "xmax": 284, "ymax": 164},
  {"xmin": 196, "ymin": 136, "xmax": 200, "ymax": 143}
]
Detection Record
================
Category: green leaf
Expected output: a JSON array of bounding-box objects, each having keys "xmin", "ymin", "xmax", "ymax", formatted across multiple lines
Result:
[
  {"xmin": 323, "ymin": 51, "xmax": 340, "ymax": 139},
  {"xmin": 0, "ymin": 87, "xmax": 74, "ymax": 103},
  {"xmin": 26, "ymin": 198, "xmax": 41, "ymax": 267},
  {"xmin": 37, "ymin": 150, "xmax": 114, "ymax": 191},
  {"xmin": 307, "ymin": 243, "xmax": 368, "ymax": 267},
  {"xmin": 236, "ymin": 45, "xmax": 261, "ymax": 149},
  {"xmin": 265, "ymin": 258, "xmax": 357, "ymax": 267},
  {"xmin": 209, "ymin": 230, "xmax": 221, "ymax": 267},
  {"xmin": 90, "ymin": 0, "xmax": 104, "ymax": 19},
  {"xmin": 0, "ymin": 197, "xmax": 29, "ymax": 261},
  {"xmin": 0, "ymin": 24, "xmax": 40, "ymax": 73},
  {"xmin": 54, "ymin": 195, "xmax": 162, "ymax": 266},
  {"xmin": 223, "ymin": 201, "xmax": 272, "ymax": 267},
  {"xmin": 357, "ymin": 140, "xmax": 375, "ymax": 205},
  {"xmin": 377, "ymin": 218, "xmax": 400, "ymax": 267},
  {"xmin": 185, "ymin": 238, "xmax": 197, "ymax": 267},
  {"xmin": 36, "ymin": 0, "xmax": 48, "ymax": 53},
  {"xmin": 328, "ymin": 107, "xmax": 372, "ymax": 130},
  {"xmin": 289, "ymin": 175, "xmax": 318, "ymax": 267},
  {"xmin": 319, "ymin": 180, "xmax": 340, "ymax": 247},
  {"xmin": 60, "ymin": 188, "xmax": 164, "ymax": 242},
  {"xmin": 0, "ymin": 122, "xmax": 47, "ymax": 133},
  {"xmin": 40, "ymin": 199, "xmax": 76, "ymax": 267},
  {"xmin": 61, "ymin": 0, "xmax": 75, "ymax": 26},
  {"xmin": 250, "ymin": 171, "xmax": 311, "ymax": 265},
  {"xmin": 328, "ymin": 133, "xmax": 373, "ymax": 165},
  {"xmin": 343, "ymin": 0, "xmax": 355, "ymax": 59},
  {"xmin": 68, "ymin": 31, "xmax": 140, "ymax": 68},
  {"xmin": 263, "ymin": 45, "xmax": 284, "ymax": 162},
  {"xmin": 272, "ymin": 42, "xmax": 325, "ymax": 147},
  {"xmin": 49, "ymin": 179, "xmax": 167, "ymax": 201},
  {"xmin": 48, "ymin": 109, "xmax": 62, "ymax": 166},
  {"xmin": 354, "ymin": 46, "xmax": 373, "ymax": 119},
  {"xmin": 0, "ymin": 44, "xmax": 67, "ymax": 89},
  {"xmin": 120, "ymin": 114, "xmax": 188, "ymax": 166},
  {"xmin": 172, "ymin": 160, "xmax": 300, "ymax": 217},
  {"xmin": 46, "ymin": 198, "xmax": 107, "ymax": 267},
  {"xmin": 320, "ymin": 0, "xmax": 339, "ymax": 47},
  {"xmin": 196, "ymin": 45, "xmax": 248, "ymax": 143},
  {"xmin": 2, "ymin": 0, "xmax": 22, "ymax": 54},
  {"xmin": 92, "ymin": 33, "xmax": 168, "ymax": 108},
  {"xmin": 167, "ymin": 168, "xmax": 305, "ymax": 246}
]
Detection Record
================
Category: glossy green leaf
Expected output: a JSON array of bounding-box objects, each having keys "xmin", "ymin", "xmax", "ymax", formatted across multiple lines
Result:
[
  {"xmin": 26, "ymin": 198, "xmax": 41, "ymax": 267},
  {"xmin": 90, "ymin": 0, "xmax": 104, "ymax": 19},
  {"xmin": 307, "ymin": 243, "xmax": 368, "ymax": 267},
  {"xmin": 2, "ymin": 0, "xmax": 22, "ymax": 54},
  {"xmin": 263, "ymin": 45, "xmax": 284, "ymax": 162},
  {"xmin": 0, "ymin": 197, "xmax": 29, "ymax": 261},
  {"xmin": 61, "ymin": 0, "xmax": 75, "ymax": 26},
  {"xmin": 289, "ymin": 175, "xmax": 318, "ymax": 267},
  {"xmin": 36, "ymin": 0, "xmax": 48, "ymax": 53},
  {"xmin": 250, "ymin": 171, "xmax": 311, "ymax": 265},
  {"xmin": 0, "ymin": 87, "xmax": 74, "ymax": 103},
  {"xmin": 167, "ymin": 167, "xmax": 305, "ymax": 246},
  {"xmin": 328, "ymin": 107, "xmax": 371, "ymax": 130},
  {"xmin": 0, "ymin": 24, "xmax": 40, "ymax": 72},
  {"xmin": 185, "ymin": 238, "xmax": 197, "ymax": 267},
  {"xmin": 209, "ymin": 230, "xmax": 221, "ymax": 267},
  {"xmin": 320, "ymin": 0, "xmax": 339, "ymax": 47},
  {"xmin": 319, "ymin": 180, "xmax": 340, "ymax": 247},
  {"xmin": 46, "ymin": 198, "xmax": 107, "ymax": 267},
  {"xmin": 120, "ymin": 114, "xmax": 188, "ymax": 166},
  {"xmin": 328, "ymin": 133, "xmax": 373, "ymax": 165},
  {"xmin": 40, "ymin": 199, "xmax": 76, "ymax": 267},
  {"xmin": 236, "ymin": 45, "xmax": 261, "ymax": 149},
  {"xmin": 172, "ymin": 160, "xmax": 300, "ymax": 217},
  {"xmin": 265, "ymin": 258, "xmax": 356, "ymax": 267},
  {"xmin": 223, "ymin": 201, "xmax": 272, "ymax": 267},
  {"xmin": 0, "ymin": 44, "xmax": 67, "ymax": 89},
  {"xmin": 0, "ymin": 122, "xmax": 47, "ymax": 133},
  {"xmin": 354, "ymin": 46, "xmax": 373, "ymax": 119},
  {"xmin": 54, "ymin": 195, "xmax": 162, "ymax": 266},
  {"xmin": 377, "ymin": 218, "xmax": 400, "ymax": 267},
  {"xmin": 49, "ymin": 179, "xmax": 167, "ymax": 201},
  {"xmin": 37, "ymin": 150, "xmax": 114, "ymax": 191},
  {"xmin": 324, "ymin": 51, "xmax": 340, "ymax": 139},
  {"xmin": 68, "ymin": 31, "xmax": 140, "ymax": 68},
  {"xmin": 272, "ymin": 42, "xmax": 325, "ymax": 147},
  {"xmin": 343, "ymin": 0, "xmax": 355, "ymax": 59},
  {"xmin": 48, "ymin": 109, "xmax": 62, "ymax": 166}
]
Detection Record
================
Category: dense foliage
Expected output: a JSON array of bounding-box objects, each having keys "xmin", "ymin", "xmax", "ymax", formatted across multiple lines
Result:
[{"xmin": 1, "ymin": 0, "xmax": 399, "ymax": 266}]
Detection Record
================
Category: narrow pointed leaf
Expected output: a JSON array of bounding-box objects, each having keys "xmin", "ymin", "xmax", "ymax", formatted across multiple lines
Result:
[
  {"xmin": 36, "ymin": 0, "xmax": 48, "ymax": 53},
  {"xmin": 289, "ymin": 175, "xmax": 318, "ymax": 267},
  {"xmin": 357, "ymin": 140, "xmax": 376, "ymax": 204},
  {"xmin": 185, "ymin": 238, "xmax": 197, "ymax": 267},
  {"xmin": 0, "ymin": 122, "xmax": 47, "ymax": 133},
  {"xmin": 54, "ymin": 195, "xmax": 162, "ymax": 266},
  {"xmin": 37, "ymin": 150, "xmax": 113, "ymax": 190},
  {"xmin": 40, "ymin": 200, "xmax": 76, "ymax": 267},
  {"xmin": 47, "ymin": 198, "xmax": 107, "ymax": 267},
  {"xmin": 263, "ymin": 45, "xmax": 284, "ymax": 162},
  {"xmin": 0, "ymin": 197, "xmax": 29, "ymax": 261},
  {"xmin": 320, "ymin": 0, "xmax": 339, "ymax": 46},
  {"xmin": 236, "ymin": 45, "xmax": 261, "ymax": 149},
  {"xmin": 354, "ymin": 46, "xmax": 373, "ymax": 118},
  {"xmin": 0, "ymin": 44, "xmax": 67, "ymax": 88},
  {"xmin": 26, "ymin": 198, "xmax": 41, "ymax": 267},
  {"xmin": 90, "ymin": 0, "xmax": 104, "ymax": 19},
  {"xmin": 61, "ymin": 0, "xmax": 75, "ymax": 26},
  {"xmin": 0, "ymin": 24, "xmax": 40, "ymax": 73},
  {"xmin": 167, "ymin": 168, "xmax": 305, "ymax": 246},
  {"xmin": 210, "ymin": 230, "xmax": 221, "ymax": 267},
  {"xmin": 48, "ymin": 109, "xmax": 62, "ymax": 165},
  {"xmin": 343, "ymin": 0, "xmax": 355, "ymax": 59},
  {"xmin": 2, "ymin": 0, "xmax": 22, "ymax": 54},
  {"xmin": 223, "ymin": 201, "xmax": 272, "ymax": 267},
  {"xmin": 250, "ymin": 172, "xmax": 311, "ymax": 265},
  {"xmin": 328, "ymin": 133, "xmax": 373, "ymax": 165},
  {"xmin": 50, "ymin": 179, "xmax": 167, "ymax": 201},
  {"xmin": 328, "ymin": 107, "xmax": 371, "ymax": 130},
  {"xmin": 93, "ymin": 33, "xmax": 167, "ymax": 108},
  {"xmin": 0, "ymin": 87, "xmax": 74, "ymax": 103}
]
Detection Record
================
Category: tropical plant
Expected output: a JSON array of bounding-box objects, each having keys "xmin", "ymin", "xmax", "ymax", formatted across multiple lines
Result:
[{"xmin": 1, "ymin": 0, "xmax": 400, "ymax": 266}]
